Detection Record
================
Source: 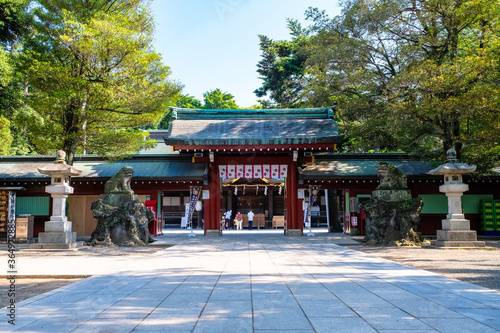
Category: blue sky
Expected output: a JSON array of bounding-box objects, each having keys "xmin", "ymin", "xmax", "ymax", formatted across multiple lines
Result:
[{"xmin": 151, "ymin": 0, "xmax": 341, "ymax": 108}]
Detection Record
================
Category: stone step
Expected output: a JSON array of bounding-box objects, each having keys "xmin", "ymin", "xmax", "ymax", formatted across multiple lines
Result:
[
  {"xmin": 436, "ymin": 230, "xmax": 478, "ymax": 241},
  {"xmin": 430, "ymin": 240, "xmax": 486, "ymax": 248},
  {"xmin": 30, "ymin": 241, "xmax": 85, "ymax": 249}
]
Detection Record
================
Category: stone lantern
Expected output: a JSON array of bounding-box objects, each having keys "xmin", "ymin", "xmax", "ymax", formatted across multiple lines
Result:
[
  {"xmin": 428, "ymin": 149, "xmax": 485, "ymax": 247},
  {"xmin": 34, "ymin": 150, "xmax": 83, "ymax": 249}
]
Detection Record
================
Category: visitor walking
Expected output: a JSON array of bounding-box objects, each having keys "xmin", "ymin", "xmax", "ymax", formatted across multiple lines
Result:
[
  {"xmin": 247, "ymin": 210, "xmax": 254, "ymax": 230},
  {"xmin": 224, "ymin": 210, "xmax": 232, "ymax": 230}
]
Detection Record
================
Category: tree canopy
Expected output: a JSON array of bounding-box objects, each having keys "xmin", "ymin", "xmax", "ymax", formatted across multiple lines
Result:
[
  {"xmin": 176, "ymin": 94, "xmax": 203, "ymax": 109},
  {"xmin": 254, "ymin": 19, "xmax": 310, "ymax": 108},
  {"xmin": 255, "ymin": 0, "xmax": 500, "ymax": 173},
  {"xmin": 0, "ymin": 0, "xmax": 31, "ymax": 47},
  {"xmin": 0, "ymin": 0, "xmax": 32, "ymax": 155},
  {"xmin": 154, "ymin": 90, "xmax": 240, "ymax": 129},
  {"xmin": 20, "ymin": 0, "xmax": 180, "ymax": 164},
  {"xmin": 203, "ymin": 88, "xmax": 239, "ymax": 109}
]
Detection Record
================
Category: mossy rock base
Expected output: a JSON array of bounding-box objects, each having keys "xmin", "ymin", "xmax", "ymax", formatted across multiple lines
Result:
[
  {"xmin": 87, "ymin": 197, "xmax": 154, "ymax": 247},
  {"xmin": 360, "ymin": 194, "xmax": 423, "ymax": 246}
]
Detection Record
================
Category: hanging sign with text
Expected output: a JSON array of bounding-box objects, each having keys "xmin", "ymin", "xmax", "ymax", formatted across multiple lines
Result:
[{"xmin": 219, "ymin": 164, "xmax": 288, "ymax": 180}]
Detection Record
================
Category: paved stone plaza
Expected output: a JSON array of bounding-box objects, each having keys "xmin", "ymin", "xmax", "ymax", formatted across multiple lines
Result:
[{"xmin": 2, "ymin": 230, "xmax": 500, "ymax": 332}]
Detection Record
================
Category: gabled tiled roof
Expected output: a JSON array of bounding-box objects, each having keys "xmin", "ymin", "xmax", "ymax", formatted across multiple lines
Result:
[
  {"xmin": 300, "ymin": 154, "xmax": 436, "ymax": 178},
  {"xmin": 0, "ymin": 156, "xmax": 208, "ymax": 180},
  {"xmin": 164, "ymin": 107, "xmax": 342, "ymax": 146},
  {"xmin": 165, "ymin": 119, "xmax": 342, "ymax": 146},
  {"xmin": 171, "ymin": 107, "xmax": 334, "ymax": 120},
  {"xmin": 74, "ymin": 159, "xmax": 207, "ymax": 180}
]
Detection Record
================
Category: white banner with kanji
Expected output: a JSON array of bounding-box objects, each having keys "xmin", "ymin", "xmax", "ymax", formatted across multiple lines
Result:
[
  {"xmin": 219, "ymin": 165, "xmax": 227, "ymax": 178},
  {"xmin": 271, "ymin": 165, "xmax": 279, "ymax": 179},
  {"xmin": 236, "ymin": 165, "xmax": 244, "ymax": 178},
  {"xmin": 279, "ymin": 165, "xmax": 288, "ymax": 179},
  {"xmin": 227, "ymin": 165, "xmax": 235, "ymax": 179},
  {"xmin": 263, "ymin": 165, "xmax": 270, "ymax": 178},
  {"xmin": 219, "ymin": 164, "xmax": 287, "ymax": 180},
  {"xmin": 253, "ymin": 165, "xmax": 262, "ymax": 178},
  {"xmin": 244, "ymin": 165, "xmax": 253, "ymax": 178}
]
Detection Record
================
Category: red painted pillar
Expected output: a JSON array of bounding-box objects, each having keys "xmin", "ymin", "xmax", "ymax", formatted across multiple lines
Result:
[
  {"xmin": 205, "ymin": 161, "xmax": 221, "ymax": 235},
  {"xmin": 297, "ymin": 197, "xmax": 304, "ymax": 230},
  {"xmin": 286, "ymin": 160, "xmax": 301, "ymax": 235}
]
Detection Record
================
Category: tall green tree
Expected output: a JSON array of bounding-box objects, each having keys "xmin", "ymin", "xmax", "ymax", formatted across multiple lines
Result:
[
  {"xmin": 153, "ymin": 94, "xmax": 202, "ymax": 129},
  {"xmin": 176, "ymin": 94, "xmax": 202, "ymax": 109},
  {"xmin": 21, "ymin": 0, "xmax": 181, "ymax": 165},
  {"xmin": 202, "ymin": 88, "xmax": 238, "ymax": 109},
  {"xmin": 258, "ymin": 1, "xmax": 499, "ymax": 172},
  {"xmin": 254, "ymin": 19, "xmax": 310, "ymax": 108},
  {"xmin": 0, "ymin": 0, "xmax": 31, "ymax": 47},
  {"xmin": 0, "ymin": 0, "xmax": 32, "ymax": 155}
]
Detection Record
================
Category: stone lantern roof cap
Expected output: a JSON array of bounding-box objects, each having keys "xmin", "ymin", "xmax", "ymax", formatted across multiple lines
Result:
[
  {"xmin": 37, "ymin": 163, "xmax": 82, "ymax": 177},
  {"xmin": 37, "ymin": 150, "xmax": 82, "ymax": 177},
  {"xmin": 428, "ymin": 149, "xmax": 476, "ymax": 175}
]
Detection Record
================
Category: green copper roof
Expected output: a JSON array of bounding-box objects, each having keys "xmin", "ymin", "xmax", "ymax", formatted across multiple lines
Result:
[
  {"xmin": 170, "ymin": 107, "xmax": 334, "ymax": 120},
  {"xmin": 74, "ymin": 160, "xmax": 207, "ymax": 180},
  {"xmin": 165, "ymin": 119, "xmax": 342, "ymax": 146},
  {"xmin": 165, "ymin": 107, "xmax": 342, "ymax": 146},
  {"xmin": 300, "ymin": 159, "xmax": 435, "ymax": 178},
  {"xmin": 0, "ymin": 157, "xmax": 208, "ymax": 181}
]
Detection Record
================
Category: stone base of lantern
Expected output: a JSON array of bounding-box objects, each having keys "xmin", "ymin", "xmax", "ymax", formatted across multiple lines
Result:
[
  {"xmin": 31, "ymin": 220, "xmax": 84, "ymax": 249},
  {"xmin": 431, "ymin": 218, "xmax": 485, "ymax": 248}
]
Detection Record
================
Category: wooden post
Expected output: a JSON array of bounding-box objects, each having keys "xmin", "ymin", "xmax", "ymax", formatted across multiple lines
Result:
[
  {"xmin": 205, "ymin": 162, "xmax": 221, "ymax": 236},
  {"xmin": 286, "ymin": 160, "xmax": 302, "ymax": 236},
  {"xmin": 268, "ymin": 188, "xmax": 274, "ymax": 220}
]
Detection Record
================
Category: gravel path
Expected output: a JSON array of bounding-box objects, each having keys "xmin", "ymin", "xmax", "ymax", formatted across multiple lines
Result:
[
  {"xmin": 0, "ymin": 278, "xmax": 82, "ymax": 308},
  {"xmin": 346, "ymin": 240, "xmax": 500, "ymax": 292}
]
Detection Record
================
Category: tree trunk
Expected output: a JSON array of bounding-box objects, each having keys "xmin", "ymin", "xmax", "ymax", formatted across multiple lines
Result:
[
  {"xmin": 63, "ymin": 102, "xmax": 84, "ymax": 166},
  {"xmin": 453, "ymin": 115, "xmax": 462, "ymax": 160},
  {"xmin": 442, "ymin": 115, "xmax": 462, "ymax": 161},
  {"xmin": 64, "ymin": 137, "xmax": 79, "ymax": 166}
]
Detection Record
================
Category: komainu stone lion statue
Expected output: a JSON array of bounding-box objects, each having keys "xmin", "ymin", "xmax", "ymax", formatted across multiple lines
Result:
[
  {"xmin": 104, "ymin": 166, "xmax": 134, "ymax": 194},
  {"xmin": 88, "ymin": 166, "xmax": 154, "ymax": 247},
  {"xmin": 376, "ymin": 162, "xmax": 408, "ymax": 190},
  {"xmin": 360, "ymin": 162, "xmax": 423, "ymax": 246}
]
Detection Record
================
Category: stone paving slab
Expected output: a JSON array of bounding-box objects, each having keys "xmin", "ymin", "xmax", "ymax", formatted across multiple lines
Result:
[{"xmin": 1, "ymin": 230, "xmax": 500, "ymax": 332}]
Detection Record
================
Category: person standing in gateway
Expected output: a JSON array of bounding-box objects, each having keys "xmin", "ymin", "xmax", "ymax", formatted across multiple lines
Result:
[
  {"xmin": 224, "ymin": 210, "xmax": 232, "ymax": 230},
  {"xmin": 236, "ymin": 211, "xmax": 243, "ymax": 230},
  {"xmin": 247, "ymin": 209, "xmax": 254, "ymax": 230}
]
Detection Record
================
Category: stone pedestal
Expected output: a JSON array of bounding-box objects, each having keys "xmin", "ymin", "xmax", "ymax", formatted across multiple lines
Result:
[
  {"xmin": 431, "ymin": 214, "xmax": 485, "ymax": 247},
  {"xmin": 432, "ymin": 230, "xmax": 485, "ymax": 248},
  {"xmin": 431, "ymin": 216, "xmax": 485, "ymax": 247},
  {"xmin": 34, "ymin": 232, "xmax": 82, "ymax": 249}
]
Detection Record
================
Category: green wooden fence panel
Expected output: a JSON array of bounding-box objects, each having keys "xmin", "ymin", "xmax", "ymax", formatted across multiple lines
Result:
[
  {"xmin": 16, "ymin": 196, "xmax": 50, "ymax": 216},
  {"xmin": 463, "ymin": 195, "xmax": 494, "ymax": 214},
  {"xmin": 419, "ymin": 195, "xmax": 448, "ymax": 214}
]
